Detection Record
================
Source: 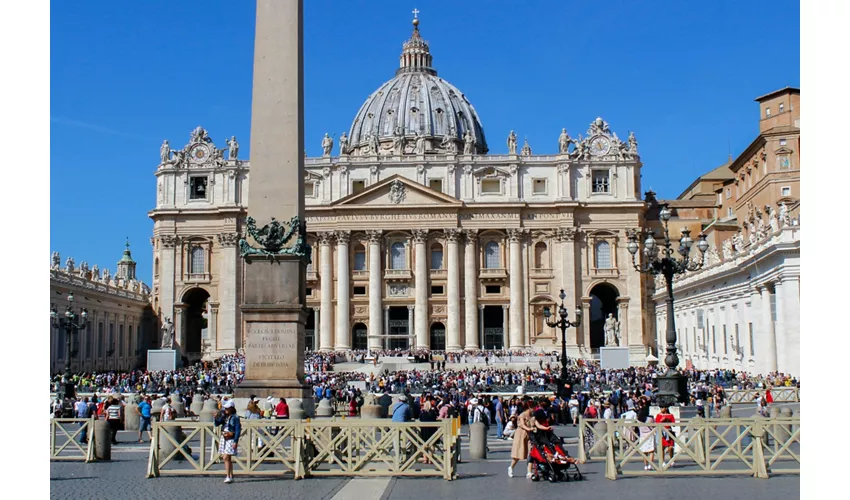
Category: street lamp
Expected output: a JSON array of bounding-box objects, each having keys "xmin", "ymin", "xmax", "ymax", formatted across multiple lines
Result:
[
  {"xmin": 50, "ymin": 292, "xmax": 88, "ymax": 410},
  {"xmin": 543, "ymin": 288, "xmax": 582, "ymax": 399},
  {"xmin": 627, "ymin": 202, "xmax": 708, "ymax": 406}
]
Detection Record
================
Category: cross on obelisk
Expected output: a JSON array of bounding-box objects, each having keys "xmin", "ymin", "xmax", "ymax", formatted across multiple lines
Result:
[{"xmin": 235, "ymin": 0, "xmax": 312, "ymax": 410}]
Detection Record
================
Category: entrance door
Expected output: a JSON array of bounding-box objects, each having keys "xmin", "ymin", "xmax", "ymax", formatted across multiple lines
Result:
[
  {"xmin": 305, "ymin": 309, "xmax": 316, "ymax": 351},
  {"xmin": 482, "ymin": 305, "xmax": 504, "ymax": 349},
  {"xmin": 430, "ymin": 322, "xmax": 446, "ymax": 351},
  {"xmin": 388, "ymin": 306, "xmax": 410, "ymax": 350},
  {"xmin": 589, "ymin": 283, "xmax": 620, "ymax": 349},
  {"xmin": 352, "ymin": 323, "xmax": 368, "ymax": 350}
]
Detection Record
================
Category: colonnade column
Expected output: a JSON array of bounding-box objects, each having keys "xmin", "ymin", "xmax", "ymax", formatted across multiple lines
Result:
[
  {"xmin": 312, "ymin": 306, "xmax": 321, "ymax": 351},
  {"xmin": 507, "ymin": 229, "xmax": 524, "ymax": 349},
  {"xmin": 478, "ymin": 305, "xmax": 485, "ymax": 349},
  {"xmin": 335, "ymin": 231, "xmax": 351, "ymax": 349},
  {"xmin": 446, "ymin": 229, "xmax": 462, "ymax": 351},
  {"xmin": 557, "ymin": 228, "xmax": 578, "ymax": 348},
  {"xmin": 407, "ymin": 305, "xmax": 414, "ymax": 348},
  {"xmin": 412, "ymin": 230, "xmax": 429, "ymax": 349},
  {"xmin": 367, "ymin": 230, "xmax": 383, "ymax": 350},
  {"xmin": 383, "ymin": 305, "xmax": 390, "ymax": 350},
  {"xmin": 464, "ymin": 230, "xmax": 479, "ymax": 349},
  {"xmin": 758, "ymin": 285, "xmax": 777, "ymax": 374},
  {"xmin": 318, "ymin": 232, "xmax": 334, "ymax": 351},
  {"xmin": 773, "ymin": 279, "xmax": 788, "ymax": 373},
  {"xmin": 581, "ymin": 297, "xmax": 592, "ymax": 350},
  {"xmin": 502, "ymin": 305, "xmax": 509, "ymax": 349},
  {"xmin": 780, "ymin": 277, "xmax": 800, "ymax": 376}
]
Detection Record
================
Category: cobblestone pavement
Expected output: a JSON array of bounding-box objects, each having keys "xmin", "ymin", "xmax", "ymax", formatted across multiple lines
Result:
[{"xmin": 51, "ymin": 403, "xmax": 800, "ymax": 500}]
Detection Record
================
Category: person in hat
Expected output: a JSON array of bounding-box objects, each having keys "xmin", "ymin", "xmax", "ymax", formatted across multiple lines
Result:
[
  {"xmin": 391, "ymin": 395, "xmax": 411, "ymax": 422},
  {"xmin": 218, "ymin": 400, "xmax": 241, "ymax": 484},
  {"xmin": 602, "ymin": 401, "xmax": 614, "ymax": 420}
]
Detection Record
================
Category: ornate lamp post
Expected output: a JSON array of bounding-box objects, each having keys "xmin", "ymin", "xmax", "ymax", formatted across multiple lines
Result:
[
  {"xmin": 543, "ymin": 288, "xmax": 582, "ymax": 398},
  {"xmin": 50, "ymin": 292, "xmax": 88, "ymax": 407},
  {"xmin": 627, "ymin": 203, "xmax": 709, "ymax": 406}
]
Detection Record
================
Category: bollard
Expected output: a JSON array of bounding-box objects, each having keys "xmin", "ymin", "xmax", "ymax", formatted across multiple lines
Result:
[
  {"xmin": 719, "ymin": 405, "xmax": 732, "ymax": 419},
  {"xmin": 593, "ymin": 421, "xmax": 608, "ymax": 457},
  {"xmin": 159, "ymin": 424, "xmax": 185, "ymax": 461},
  {"xmin": 94, "ymin": 419, "xmax": 111, "ymax": 461},
  {"xmin": 151, "ymin": 398, "xmax": 165, "ymax": 422},
  {"xmin": 199, "ymin": 399, "xmax": 219, "ymax": 423},
  {"xmin": 170, "ymin": 394, "xmax": 185, "ymax": 418},
  {"xmin": 289, "ymin": 399, "xmax": 306, "ymax": 420},
  {"xmin": 189, "ymin": 398, "xmax": 204, "ymax": 417},
  {"xmin": 124, "ymin": 403, "xmax": 140, "ymax": 431},
  {"xmin": 780, "ymin": 407, "xmax": 794, "ymax": 438},
  {"xmin": 360, "ymin": 395, "xmax": 383, "ymax": 419},
  {"xmin": 468, "ymin": 422, "xmax": 487, "ymax": 460},
  {"xmin": 316, "ymin": 399, "xmax": 335, "ymax": 417},
  {"xmin": 773, "ymin": 407, "xmax": 790, "ymax": 443}
]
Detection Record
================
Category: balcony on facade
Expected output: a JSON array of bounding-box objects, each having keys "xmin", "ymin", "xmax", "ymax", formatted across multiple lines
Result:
[
  {"xmin": 184, "ymin": 272, "xmax": 211, "ymax": 284},
  {"xmin": 479, "ymin": 267, "xmax": 508, "ymax": 281},
  {"xmin": 529, "ymin": 267, "xmax": 554, "ymax": 279},
  {"xmin": 384, "ymin": 268, "xmax": 413, "ymax": 281},
  {"xmin": 589, "ymin": 268, "xmax": 619, "ymax": 279},
  {"xmin": 306, "ymin": 270, "xmax": 318, "ymax": 282},
  {"xmin": 429, "ymin": 269, "xmax": 447, "ymax": 279}
]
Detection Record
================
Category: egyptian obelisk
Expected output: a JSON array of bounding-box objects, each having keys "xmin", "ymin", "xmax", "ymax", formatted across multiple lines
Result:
[{"xmin": 234, "ymin": 0, "xmax": 312, "ymax": 410}]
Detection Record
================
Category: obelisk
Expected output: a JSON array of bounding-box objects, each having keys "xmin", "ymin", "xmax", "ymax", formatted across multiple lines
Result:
[{"xmin": 234, "ymin": 0, "xmax": 312, "ymax": 410}]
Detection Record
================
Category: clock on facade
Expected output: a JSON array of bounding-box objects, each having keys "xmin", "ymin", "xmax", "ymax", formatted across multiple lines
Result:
[
  {"xmin": 590, "ymin": 136, "xmax": 611, "ymax": 156},
  {"xmin": 189, "ymin": 144, "xmax": 211, "ymax": 164}
]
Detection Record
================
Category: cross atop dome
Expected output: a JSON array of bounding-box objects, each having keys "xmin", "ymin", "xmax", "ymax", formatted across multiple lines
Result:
[{"xmin": 399, "ymin": 8, "xmax": 434, "ymax": 75}]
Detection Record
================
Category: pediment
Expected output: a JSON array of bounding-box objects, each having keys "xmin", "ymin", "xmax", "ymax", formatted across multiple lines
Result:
[
  {"xmin": 472, "ymin": 165, "xmax": 512, "ymax": 179},
  {"xmin": 332, "ymin": 174, "xmax": 462, "ymax": 207},
  {"xmin": 305, "ymin": 170, "xmax": 323, "ymax": 181},
  {"xmin": 774, "ymin": 146, "xmax": 794, "ymax": 155}
]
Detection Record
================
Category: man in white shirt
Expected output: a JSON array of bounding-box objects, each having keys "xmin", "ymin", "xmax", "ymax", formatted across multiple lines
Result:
[
  {"xmin": 568, "ymin": 395, "xmax": 580, "ymax": 426},
  {"xmin": 602, "ymin": 402, "xmax": 614, "ymax": 420}
]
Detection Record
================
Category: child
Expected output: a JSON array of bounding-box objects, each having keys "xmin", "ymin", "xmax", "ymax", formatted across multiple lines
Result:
[{"xmin": 503, "ymin": 415, "xmax": 517, "ymax": 439}]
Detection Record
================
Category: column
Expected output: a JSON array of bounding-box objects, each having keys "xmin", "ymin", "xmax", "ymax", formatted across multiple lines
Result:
[
  {"xmin": 780, "ymin": 277, "xmax": 800, "ymax": 376},
  {"xmin": 413, "ymin": 230, "xmax": 429, "ymax": 349},
  {"xmin": 312, "ymin": 306, "xmax": 321, "ymax": 351},
  {"xmin": 215, "ymin": 233, "xmax": 238, "ymax": 351},
  {"xmin": 758, "ymin": 285, "xmax": 777, "ymax": 373},
  {"xmin": 335, "ymin": 231, "xmax": 351, "ymax": 349},
  {"xmin": 158, "ymin": 235, "xmax": 178, "ymax": 335},
  {"xmin": 367, "ymin": 230, "xmax": 383, "ymax": 349},
  {"xmin": 174, "ymin": 304, "xmax": 186, "ymax": 355},
  {"xmin": 616, "ymin": 298, "xmax": 629, "ymax": 346},
  {"xmin": 507, "ymin": 229, "xmax": 524, "ymax": 349},
  {"xmin": 464, "ymin": 230, "xmax": 479, "ymax": 349},
  {"xmin": 773, "ymin": 280, "xmax": 788, "ymax": 373},
  {"xmin": 383, "ymin": 305, "xmax": 390, "ymax": 350},
  {"xmin": 407, "ymin": 305, "xmax": 414, "ymax": 347},
  {"xmin": 446, "ymin": 229, "xmax": 462, "ymax": 351},
  {"xmin": 502, "ymin": 305, "xmax": 509, "ymax": 349},
  {"xmin": 557, "ymin": 228, "xmax": 578, "ymax": 347},
  {"xmin": 581, "ymin": 297, "xmax": 592, "ymax": 350},
  {"xmin": 478, "ymin": 305, "xmax": 485, "ymax": 349},
  {"xmin": 208, "ymin": 303, "xmax": 219, "ymax": 354},
  {"xmin": 318, "ymin": 232, "xmax": 334, "ymax": 351}
]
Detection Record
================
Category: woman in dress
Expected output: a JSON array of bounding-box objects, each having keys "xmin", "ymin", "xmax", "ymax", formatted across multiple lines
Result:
[
  {"xmin": 637, "ymin": 406, "xmax": 656, "ymax": 470},
  {"xmin": 218, "ymin": 403, "xmax": 241, "ymax": 484},
  {"xmin": 654, "ymin": 405, "xmax": 676, "ymax": 468},
  {"xmin": 508, "ymin": 399, "xmax": 535, "ymax": 478}
]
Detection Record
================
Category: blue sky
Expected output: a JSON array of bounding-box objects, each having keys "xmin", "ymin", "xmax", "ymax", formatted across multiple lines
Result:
[{"xmin": 50, "ymin": 0, "xmax": 799, "ymax": 283}]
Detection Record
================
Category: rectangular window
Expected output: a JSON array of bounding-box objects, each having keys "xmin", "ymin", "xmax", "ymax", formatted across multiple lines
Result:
[
  {"xmin": 727, "ymin": 207, "xmax": 733, "ymax": 218},
  {"xmin": 352, "ymin": 180, "xmax": 366, "ymax": 193},
  {"xmin": 765, "ymin": 107, "xmax": 771, "ymax": 117},
  {"xmin": 779, "ymin": 138, "xmax": 787, "ymax": 146},
  {"xmin": 304, "ymin": 182, "xmax": 315, "ymax": 197},
  {"xmin": 749, "ymin": 323, "xmax": 755, "ymax": 356},
  {"xmin": 353, "ymin": 286, "xmax": 366, "ymax": 296},
  {"xmin": 779, "ymin": 103, "xmax": 785, "ymax": 113},
  {"xmin": 485, "ymin": 285, "xmax": 501, "ymax": 294},
  {"xmin": 428, "ymin": 179, "xmax": 443, "ymax": 193},
  {"xmin": 697, "ymin": 310, "xmax": 704, "ymax": 329},
  {"xmin": 306, "ymin": 287, "xmax": 313, "ymax": 296},
  {"xmin": 725, "ymin": 188, "xmax": 731, "ymax": 199},
  {"xmin": 190, "ymin": 246, "xmax": 205, "ymax": 275},
  {"xmin": 353, "ymin": 251, "xmax": 366, "ymax": 271},
  {"xmin": 189, "ymin": 176, "xmax": 208, "ymax": 200},
  {"xmin": 430, "ymin": 249, "xmax": 443, "ymax": 270},
  {"xmin": 532, "ymin": 178, "xmax": 547, "ymax": 194},
  {"xmin": 431, "ymin": 285, "xmax": 444, "ymax": 295},
  {"xmin": 781, "ymin": 186, "xmax": 791, "ymax": 196},
  {"xmin": 722, "ymin": 325, "xmax": 727, "ymax": 354},
  {"xmin": 592, "ymin": 170, "xmax": 610, "ymax": 193},
  {"xmin": 481, "ymin": 179, "xmax": 500, "ymax": 194}
]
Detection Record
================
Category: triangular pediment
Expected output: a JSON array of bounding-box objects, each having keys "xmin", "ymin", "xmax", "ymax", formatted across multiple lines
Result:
[
  {"xmin": 774, "ymin": 146, "xmax": 794, "ymax": 155},
  {"xmin": 471, "ymin": 165, "xmax": 512, "ymax": 178},
  {"xmin": 332, "ymin": 174, "xmax": 462, "ymax": 207}
]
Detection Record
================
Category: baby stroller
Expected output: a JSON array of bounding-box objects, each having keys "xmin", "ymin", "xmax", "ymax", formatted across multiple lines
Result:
[{"xmin": 528, "ymin": 430, "xmax": 583, "ymax": 483}]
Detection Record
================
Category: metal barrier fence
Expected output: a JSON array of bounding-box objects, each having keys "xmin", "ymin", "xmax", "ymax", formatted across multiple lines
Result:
[
  {"xmin": 50, "ymin": 418, "xmax": 95, "ymax": 462},
  {"xmin": 146, "ymin": 418, "xmax": 460, "ymax": 480},
  {"xmin": 724, "ymin": 387, "xmax": 800, "ymax": 404},
  {"xmin": 577, "ymin": 416, "xmax": 800, "ymax": 479}
]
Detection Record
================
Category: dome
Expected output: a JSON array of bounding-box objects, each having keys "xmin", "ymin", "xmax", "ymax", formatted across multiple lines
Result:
[{"xmin": 346, "ymin": 16, "xmax": 489, "ymax": 156}]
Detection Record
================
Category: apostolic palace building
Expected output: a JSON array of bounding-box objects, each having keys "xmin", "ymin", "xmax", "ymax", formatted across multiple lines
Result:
[{"xmin": 147, "ymin": 18, "xmax": 653, "ymax": 365}]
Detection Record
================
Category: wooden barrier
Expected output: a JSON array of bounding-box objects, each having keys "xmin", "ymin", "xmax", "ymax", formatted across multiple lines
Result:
[
  {"xmin": 577, "ymin": 416, "xmax": 800, "ymax": 479},
  {"xmin": 50, "ymin": 418, "xmax": 96, "ymax": 462},
  {"xmin": 724, "ymin": 387, "xmax": 800, "ymax": 404},
  {"xmin": 146, "ymin": 418, "xmax": 458, "ymax": 480}
]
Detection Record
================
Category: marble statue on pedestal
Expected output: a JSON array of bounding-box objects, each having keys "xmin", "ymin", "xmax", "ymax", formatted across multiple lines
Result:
[
  {"xmin": 321, "ymin": 133, "xmax": 334, "ymax": 157},
  {"xmin": 507, "ymin": 130, "xmax": 517, "ymax": 154},
  {"xmin": 628, "ymin": 131, "xmax": 638, "ymax": 155},
  {"xmin": 392, "ymin": 127, "xmax": 404, "ymax": 155},
  {"xmin": 51, "ymin": 252, "xmax": 60, "ymax": 270},
  {"xmin": 604, "ymin": 313, "xmax": 620, "ymax": 347},
  {"xmin": 226, "ymin": 136, "xmax": 239, "ymax": 160},
  {"xmin": 558, "ymin": 128, "xmax": 573, "ymax": 154},
  {"xmin": 161, "ymin": 317, "xmax": 174, "ymax": 349},
  {"xmin": 160, "ymin": 140, "xmax": 170, "ymax": 164},
  {"xmin": 65, "ymin": 257, "xmax": 75, "ymax": 274},
  {"xmin": 338, "ymin": 132, "xmax": 349, "ymax": 155},
  {"xmin": 463, "ymin": 129, "xmax": 475, "ymax": 154},
  {"xmin": 414, "ymin": 131, "xmax": 426, "ymax": 154}
]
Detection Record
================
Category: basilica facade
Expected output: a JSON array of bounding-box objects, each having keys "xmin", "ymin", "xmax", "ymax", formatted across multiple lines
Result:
[{"xmin": 149, "ymin": 18, "xmax": 654, "ymax": 364}]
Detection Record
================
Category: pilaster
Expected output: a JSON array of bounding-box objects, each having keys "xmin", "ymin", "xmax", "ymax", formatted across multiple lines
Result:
[{"xmin": 412, "ymin": 229, "xmax": 429, "ymax": 349}]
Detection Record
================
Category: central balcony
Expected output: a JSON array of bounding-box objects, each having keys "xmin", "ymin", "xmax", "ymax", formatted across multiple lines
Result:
[
  {"xmin": 384, "ymin": 268, "xmax": 413, "ymax": 281},
  {"xmin": 479, "ymin": 267, "xmax": 507, "ymax": 281}
]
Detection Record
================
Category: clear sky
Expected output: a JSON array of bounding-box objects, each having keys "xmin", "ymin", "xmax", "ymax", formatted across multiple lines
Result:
[{"xmin": 50, "ymin": 0, "xmax": 800, "ymax": 283}]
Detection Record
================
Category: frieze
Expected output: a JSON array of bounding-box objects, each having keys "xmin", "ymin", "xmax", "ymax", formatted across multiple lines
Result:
[
  {"xmin": 307, "ymin": 213, "xmax": 457, "ymax": 222},
  {"xmin": 522, "ymin": 213, "xmax": 561, "ymax": 220},
  {"xmin": 160, "ymin": 235, "xmax": 179, "ymax": 248},
  {"xmin": 458, "ymin": 213, "xmax": 519, "ymax": 220},
  {"xmin": 388, "ymin": 284, "xmax": 409, "ymax": 297},
  {"xmin": 217, "ymin": 232, "xmax": 240, "ymax": 247}
]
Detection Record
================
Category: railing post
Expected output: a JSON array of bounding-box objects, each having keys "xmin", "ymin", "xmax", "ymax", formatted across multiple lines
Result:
[
  {"xmin": 146, "ymin": 423, "xmax": 160, "ymax": 478},
  {"xmin": 50, "ymin": 420, "xmax": 56, "ymax": 460},
  {"xmin": 605, "ymin": 420, "xmax": 618, "ymax": 480},
  {"xmin": 86, "ymin": 417, "xmax": 96, "ymax": 462}
]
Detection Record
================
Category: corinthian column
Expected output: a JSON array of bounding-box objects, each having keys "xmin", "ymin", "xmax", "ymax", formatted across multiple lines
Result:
[
  {"xmin": 412, "ymin": 229, "xmax": 429, "ymax": 349},
  {"xmin": 335, "ymin": 231, "xmax": 351, "ymax": 349},
  {"xmin": 367, "ymin": 230, "xmax": 383, "ymax": 349},
  {"xmin": 464, "ymin": 230, "xmax": 479, "ymax": 349},
  {"xmin": 446, "ymin": 229, "xmax": 462, "ymax": 351},
  {"xmin": 507, "ymin": 229, "xmax": 525, "ymax": 349},
  {"xmin": 318, "ymin": 232, "xmax": 334, "ymax": 351}
]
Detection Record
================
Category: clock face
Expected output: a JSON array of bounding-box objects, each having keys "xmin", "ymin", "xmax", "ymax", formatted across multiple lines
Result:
[
  {"xmin": 189, "ymin": 144, "xmax": 210, "ymax": 164},
  {"xmin": 590, "ymin": 136, "xmax": 611, "ymax": 156}
]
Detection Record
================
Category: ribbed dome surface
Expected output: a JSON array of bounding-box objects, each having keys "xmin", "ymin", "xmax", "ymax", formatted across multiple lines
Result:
[{"xmin": 346, "ymin": 17, "xmax": 488, "ymax": 155}]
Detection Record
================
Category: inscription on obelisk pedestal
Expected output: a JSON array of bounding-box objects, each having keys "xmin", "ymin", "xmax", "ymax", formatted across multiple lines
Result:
[{"xmin": 244, "ymin": 322, "xmax": 298, "ymax": 380}]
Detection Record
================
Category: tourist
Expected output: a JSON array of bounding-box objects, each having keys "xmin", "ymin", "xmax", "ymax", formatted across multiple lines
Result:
[
  {"xmin": 568, "ymin": 394, "xmax": 579, "ymax": 426},
  {"xmin": 494, "ymin": 396, "xmax": 506, "ymax": 440},
  {"xmin": 503, "ymin": 415, "xmax": 517, "ymax": 440},
  {"xmin": 217, "ymin": 401, "xmax": 241, "ymax": 484},
  {"xmin": 245, "ymin": 398, "xmax": 264, "ymax": 449},
  {"xmin": 637, "ymin": 406, "xmax": 656, "ymax": 470},
  {"xmin": 508, "ymin": 399, "xmax": 535, "ymax": 479},
  {"xmin": 655, "ymin": 404, "xmax": 676, "ymax": 467},
  {"xmin": 418, "ymin": 401, "xmax": 438, "ymax": 464},
  {"xmin": 160, "ymin": 397, "xmax": 175, "ymax": 422},
  {"xmin": 137, "ymin": 396, "xmax": 153, "ymax": 443},
  {"xmin": 75, "ymin": 397, "xmax": 91, "ymax": 444},
  {"xmin": 104, "ymin": 397, "xmax": 123, "ymax": 445},
  {"xmin": 391, "ymin": 396, "xmax": 411, "ymax": 422},
  {"xmin": 275, "ymin": 398, "xmax": 289, "ymax": 419}
]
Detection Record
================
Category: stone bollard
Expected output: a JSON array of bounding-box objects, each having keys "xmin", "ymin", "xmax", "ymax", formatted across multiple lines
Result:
[
  {"xmin": 780, "ymin": 407, "xmax": 794, "ymax": 437},
  {"xmin": 199, "ymin": 399, "xmax": 219, "ymax": 423},
  {"xmin": 773, "ymin": 407, "xmax": 791, "ymax": 444},
  {"xmin": 468, "ymin": 422, "xmax": 487, "ymax": 460},
  {"xmin": 151, "ymin": 398, "xmax": 165, "ymax": 421},
  {"xmin": 159, "ymin": 423, "xmax": 185, "ymax": 461},
  {"xmin": 289, "ymin": 399, "xmax": 306, "ymax": 420},
  {"xmin": 316, "ymin": 399, "xmax": 335, "ymax": 417},
  {"xmin": 94, "ymin": 419, "xmax": 111, "ymax": 461},
  {"xmin": 720, "ymin": 405, "xmax": 732, "ymax": 419},
  {"xmin": 360, "ymin": 395, "xmax": 383, "ymax": 419},
  {"xmin": 593, "ymin": 421, "xmax": 608, "ymax": 457},
  {"xmin": 170, "ymin": 394, "xmax": 185, "ymax": 418},
  {"xmin": 190, "ymin": 398, "xmax": 204, "ymax": 417},
  {"xmin": 124, "ymin": 403, "xmax": 140, "ymax": 431}
]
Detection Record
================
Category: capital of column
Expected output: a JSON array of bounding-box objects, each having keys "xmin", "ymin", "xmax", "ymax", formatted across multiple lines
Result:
[
  {"xmin": 412, "ymin": 229, "xmax": 429, "ymax": 243},
  {"xmin": 384, "ymin": 305, "xmax": 390, "ymax": 311},
  {"xmin": 479, "ymin": 304, "xmax": 485, "ymax": 310},
  {"xmin": 407, "ymin": 304, "xmax": 414, "ymax": 311},
  {"xmin": 555, "ymin": 227, "xmax": 577, "ymax": 242},
  {"xmin": 317, "ymin": 231, "xmax": 334, "ymax": 245},
  {"xmin": 216, "ymin": 232, "xmax": 240, "ymax": 247},
  {"xmin": 313, "ymin": 306, "xmax": 320, "ymax": 312},
  {"xmin": 580, "ymin": 296, "xmax": 592, "ymax": 306},
  {"xmin": 366, "ymin": 230, "xmax": 383, "ymax": 244},
  {"xmin": 507, "ymin": 228, "xmax": 524, "ymax": 242},
  {"xmin": 446, "ymin": 229, "xmax": 462, "ymax": 242},
  {"xmin": 464, "ymin": 229, "xmax": 478, "ymax": 243},
  {"xmin": 335, "ymin": 230, "xmax": 351, "ymax": 244},
  {"xmin": 502, "ymin": 304, "xmax": 509, "ymax": 310}
]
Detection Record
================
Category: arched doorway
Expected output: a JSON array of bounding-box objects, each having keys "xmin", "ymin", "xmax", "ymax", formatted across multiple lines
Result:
[
  {"xmin": 305, "ymin": 309, "xmax": 316, "ymax": 351},
  {"xmin": 430, "ymin": 322, "xmax": 446, "ymax": 351},
  {"xmin": 182, "ymin": 288, "xmax": 210, "ymax": 358},
  {"xmin": 482, "ymin": 305, "xmax": 504, "ymax": 349},
  {"xmin": 352, "ymin": 323, "xmax": 368, "ymax": 350},
  {"xmin": 589, "ymin": 283, "xmax": 619, "ymax": 349}
]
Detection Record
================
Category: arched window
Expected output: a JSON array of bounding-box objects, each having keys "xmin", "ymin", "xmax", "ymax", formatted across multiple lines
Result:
[
  {"xmin": 154, "ymin": 258, "xmax": 160, "ymax": 277},
  {"xmin": 391, "ymin": 242, "xmax": 406, "ymax": 270},
  {"xmin": 190, "ymin": 245, "xmax": 205, "ymax": 274},
  {"xmin": 430, "ymin": 243, "xmax": 443, "ymax": 270},
  {"xmin": 595, "ymin": 241, "xmax": 611, "ymax": 269},
  {"xmin": 484, "ymin": 241, "xmax": 500, "ymax": 269},
  {"xmin": 353, "ymin": 244, "xmax": 366, "ymax": 271},
  {"xmin": 534, "ymin": 242, "xmax": 548, "ymax": 268}
]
